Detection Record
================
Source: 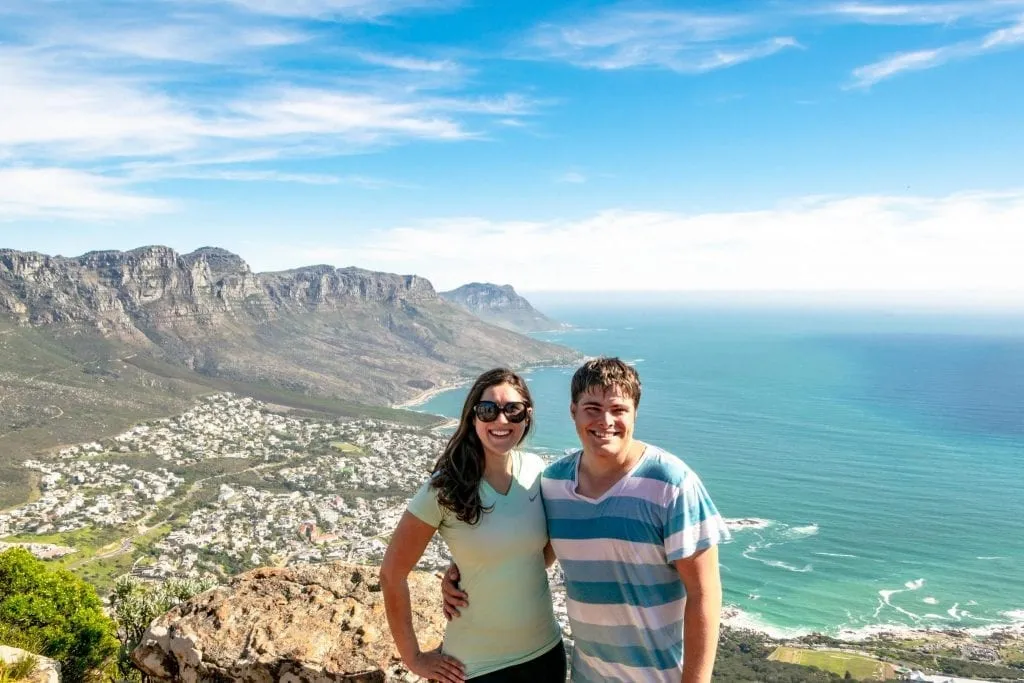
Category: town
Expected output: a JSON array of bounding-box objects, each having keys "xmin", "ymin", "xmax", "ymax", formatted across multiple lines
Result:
[{"xmin": 0, "ymin": 394, "xmax": 454, "ymax": 583}]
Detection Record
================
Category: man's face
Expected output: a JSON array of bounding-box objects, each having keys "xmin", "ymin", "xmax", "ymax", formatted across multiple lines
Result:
[{"xmin": 570, "ymin": 384, "xmax": 637, "ymax": 461}]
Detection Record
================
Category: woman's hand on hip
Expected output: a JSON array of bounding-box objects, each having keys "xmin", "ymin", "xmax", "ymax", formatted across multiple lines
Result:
[{"xmin": 409, "ymin": 647, "xmax": 465, "ymax": 683}]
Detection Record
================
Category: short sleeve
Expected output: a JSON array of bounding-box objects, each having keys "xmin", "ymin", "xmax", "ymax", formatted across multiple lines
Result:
[
  {"xmin": 407, "ymin": 476, "xmax": 445, "ymax": 529},
  {"xmin": 663, "ymin": 473, "xmax": 731, "ymax": 563}
]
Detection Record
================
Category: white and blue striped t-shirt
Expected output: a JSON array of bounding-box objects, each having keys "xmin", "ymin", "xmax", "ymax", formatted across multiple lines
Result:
[{"xmin": 542, "ymin": 445, "xmax": 730, "ymax": 682}]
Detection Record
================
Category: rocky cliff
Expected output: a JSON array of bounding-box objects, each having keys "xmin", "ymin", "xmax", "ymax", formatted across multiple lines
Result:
[
  {"xmin": 131, "ymin": 562, "xmax": 444, "ymax": 682},
  {"xmin": 439, "ymin": 283, "xmax": 567, "ymax": 334},
  {"xmin": 0, "ymin": 247, "xmax": 579, "ymax": 406}
]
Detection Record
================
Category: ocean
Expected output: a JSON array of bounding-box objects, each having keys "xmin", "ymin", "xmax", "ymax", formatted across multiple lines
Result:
[{"xmin": 419, "ymin": 303, "xmax": 1024, "ymax": 638}]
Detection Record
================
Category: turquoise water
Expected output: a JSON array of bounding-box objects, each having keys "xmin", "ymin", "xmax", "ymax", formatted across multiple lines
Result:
[{"xmin": 420, "ymin": 305, "xmax": 1024, "ymax": 636}]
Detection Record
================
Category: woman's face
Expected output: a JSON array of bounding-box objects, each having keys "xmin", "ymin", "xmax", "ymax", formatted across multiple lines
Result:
[{"xmin": 473, "ymin": 382, "xmax": 530, "ymax": 459}]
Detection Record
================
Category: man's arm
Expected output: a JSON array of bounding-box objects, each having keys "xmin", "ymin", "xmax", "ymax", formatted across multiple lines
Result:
[
  {"xmin": 674, "ymin": 545, "xmax": 722, "ymax": 683},
  {"xmin": 543, "ymin": 540, "xmax": 557, "ymax": 568},
  {"xmin": 440, "ymin": 563, "xmax": 467, "ymax": 619},
  {"xmin": 442, "ymin": 540, "xmax": 555, "ymax": 619}
]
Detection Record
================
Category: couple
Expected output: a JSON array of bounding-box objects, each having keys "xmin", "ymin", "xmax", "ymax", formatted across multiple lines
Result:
[{"xmin": 380, "ymin": 358, "xmax": 730, "ymax": 682}]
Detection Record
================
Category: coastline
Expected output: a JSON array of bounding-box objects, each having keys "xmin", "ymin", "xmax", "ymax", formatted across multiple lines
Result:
[
  {"xmin": 720, "ymin": 603, "xmax": 1024, "ymax": 644},
  {"xmin": 391, "ymin": 380, "xmax": 469, "ymax": 410},
  {"xmin": 391, "ymin": 358, "xmax": 584, "ymax": 411}
]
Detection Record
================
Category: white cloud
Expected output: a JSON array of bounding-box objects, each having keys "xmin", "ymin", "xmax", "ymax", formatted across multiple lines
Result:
[
  {"xmin": 216, "ymin": 0, "xmax": 460, "ymax": 20},
  {"xmin": 357, "ymin": 51, "xmax": 459, "ymax": 72},
  {"xmin": 556, "ymin": 171, "xmax": 587, "ymax": 184},
  {"xmin": 527, "ymin": 8, "xmax": 799, "ymax": 73},
  {"xmin": 0, "ymin": 47, "xmax": 537, "ymax": 167},
  {"xmin": 272, "ymin": 190, "xmax": 1024, "ymax": 298},
  {"xmin": 982, "ymin": 18, "xmax": 1024, "ymax": 47},
  {"xmin": 41, "ymin": 23, "xmax": 311, "ymax": 63},
  {"xmin": 528, "ymin": 2, "xmax": 1024, "ymax": 83},
  {"xmin": 0, "ymin": 168, "xmax": 175, "ymax": 220},
  {"xmin": 824, "ymin": 1, "xmax": 1024, "ymax": 25},
  {"xmin": 0, "ymin": 51, "xmax": 202, "ymax": 158},
  {"xmin": 147, "ymin": 169, "xmax": 345, "ymax": 184},
  {"xmin": 0, "ymin": 0, "xmax": 535, "ymax": 208},
  {"xmin": 849, "ymin": 16, "xmax": 1024, "ymax": 86},
  {"xmin": 850, "ymin": 48, "xmax": 948, "ymax": 86},
  {"xmin": 219, "ymin": 87, "xmax": 472, "ymax": 141}
]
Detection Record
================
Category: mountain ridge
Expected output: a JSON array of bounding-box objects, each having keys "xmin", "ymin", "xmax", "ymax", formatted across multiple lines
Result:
[{"xmin": 0, "ymin": 246, "xmax": 580, "ymax": 475}]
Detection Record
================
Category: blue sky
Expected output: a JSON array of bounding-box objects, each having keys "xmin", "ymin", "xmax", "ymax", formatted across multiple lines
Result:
[{"xmin": 0, "ymin": 0, "xmax": 1022, "ymax": 299}]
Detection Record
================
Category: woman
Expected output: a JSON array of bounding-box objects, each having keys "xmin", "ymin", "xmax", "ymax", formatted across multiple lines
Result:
[{"xmin": 381, "ymin": 368, "xmax": 565, "ymax": 683}]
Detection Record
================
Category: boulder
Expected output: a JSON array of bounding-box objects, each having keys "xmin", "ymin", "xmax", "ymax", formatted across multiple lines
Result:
[{"xmin": 131, "ymin": 563, "xmax": 445, "ymax": 682}]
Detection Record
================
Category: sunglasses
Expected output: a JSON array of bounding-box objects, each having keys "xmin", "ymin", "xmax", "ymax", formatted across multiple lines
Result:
[{"xmin": 473, "ymin": 400, "xmax": 530, "ymax": 423}]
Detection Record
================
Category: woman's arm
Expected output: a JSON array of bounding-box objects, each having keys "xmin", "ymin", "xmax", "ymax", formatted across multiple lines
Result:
[{"xmin": 380, "ymin": 511, "xmax": 465, "ymax": 683}]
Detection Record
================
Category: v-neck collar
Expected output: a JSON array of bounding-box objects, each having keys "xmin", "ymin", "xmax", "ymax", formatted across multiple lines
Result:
[
  {"xmin": 572, "ymin": 444, "xmax": 649, "ymax": 504},
  {"xmin": 482, "ymin": 450, "xmax": 520, "ymax": 498}
]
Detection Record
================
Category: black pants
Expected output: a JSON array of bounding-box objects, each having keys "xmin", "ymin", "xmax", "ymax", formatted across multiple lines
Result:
[{"xmin": 470, "ymin": 641, "xmax": 567, "ymax": 682}]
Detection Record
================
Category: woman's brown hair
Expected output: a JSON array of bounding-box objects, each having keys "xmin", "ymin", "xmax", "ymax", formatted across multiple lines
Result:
[{"xmin": 430, "ymin": 368, "xmax": 533, "ymax": 525}]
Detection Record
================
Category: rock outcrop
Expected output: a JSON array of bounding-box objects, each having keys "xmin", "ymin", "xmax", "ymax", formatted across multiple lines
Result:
[
  {"xmin": 132, "ymin": 563, "xmax": 445, "ymax": 682},
  {"xmin": 0, "ymin": 645, "xmax": 60, "ymax": 683},
  {"xmin": 0, "ymin": 247, "xmax": 436, "ymax": 330},
  {"xmin": 440, "ymin": 283, "xmax": 567, "ymax": 333}
]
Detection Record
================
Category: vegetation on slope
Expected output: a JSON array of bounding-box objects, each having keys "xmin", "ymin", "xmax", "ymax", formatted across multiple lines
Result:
[{"xmin": 0, "ymin": 548, "xmax": 118, "ymax": 682}]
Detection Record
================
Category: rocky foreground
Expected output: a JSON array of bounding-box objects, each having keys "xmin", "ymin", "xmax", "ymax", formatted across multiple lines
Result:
[{"xmin": 132, "ymin": 562, "xmax": 446, "ymax": 682}]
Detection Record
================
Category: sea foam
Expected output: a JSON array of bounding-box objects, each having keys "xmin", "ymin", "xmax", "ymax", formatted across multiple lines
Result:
[{"xmin": 725, "ymin": 517, "xmax": 773, "ymax": 531}]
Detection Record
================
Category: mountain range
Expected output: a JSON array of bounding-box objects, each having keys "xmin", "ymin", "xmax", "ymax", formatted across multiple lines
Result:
[{"xmin": 0, "ymin": 246, "xmax": 578, "ymax": 500}]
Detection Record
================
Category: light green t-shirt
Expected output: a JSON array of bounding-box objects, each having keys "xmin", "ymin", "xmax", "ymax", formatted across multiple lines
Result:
[{"xmin": 407, "ymin": 451, "xmax": 561, "ymax": 678}]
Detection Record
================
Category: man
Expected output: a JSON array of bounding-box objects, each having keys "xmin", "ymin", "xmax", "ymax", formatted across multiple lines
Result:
[{"xmin": 443, "ymin": 357, "xmax": 730, "ymax": 682}]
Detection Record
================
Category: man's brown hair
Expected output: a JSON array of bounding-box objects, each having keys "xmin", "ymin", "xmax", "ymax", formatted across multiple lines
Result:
[{"xmin": 570, "ymin": 357, "xmax": 642, "ymax": 408}]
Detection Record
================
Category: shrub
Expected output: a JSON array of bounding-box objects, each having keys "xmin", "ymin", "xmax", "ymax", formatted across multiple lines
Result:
[{"xmin": 0, "ymin": 548, "xmax": 118, "ymax": 682}]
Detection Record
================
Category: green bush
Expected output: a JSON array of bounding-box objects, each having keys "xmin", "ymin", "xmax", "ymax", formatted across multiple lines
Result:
[{"xmin": 0, "ymin": 548, "xmax": 118, "ymax": 682}]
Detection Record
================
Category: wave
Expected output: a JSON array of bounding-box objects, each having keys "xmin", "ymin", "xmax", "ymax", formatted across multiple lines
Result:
[
  {"xmin": 923, "ymin": 597, "xmax": 939, "ymax": 605},
  {"xmin": 814, "ymin": 552, "xmax": 858, "ymax": 558},
  {"xmin": 739, "ymin": 521, "xmax": 817, "ymax": 573},
  {"xmin": 725, "ymin": 517, "xmax": 773, "ymax": 531},
  {"xmin": 976, "ymin": 556, "xmax": 1006, "ymax": 560},
  {"xmin": 742, "ymin": 542, "xmax": 813, "ymax": 573},
  {"xmin": 743, "ymin": 555, "xmax": 814, "ymax": 573},
  {"xmin": 873, "ymin": 579, "xmax": 926, "ymax": 622}
]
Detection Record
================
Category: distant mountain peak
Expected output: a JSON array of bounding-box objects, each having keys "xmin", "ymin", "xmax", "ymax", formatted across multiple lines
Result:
[{"xmin": 440, "ymin": 282, "xmax": 567, "ymax": 333}]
